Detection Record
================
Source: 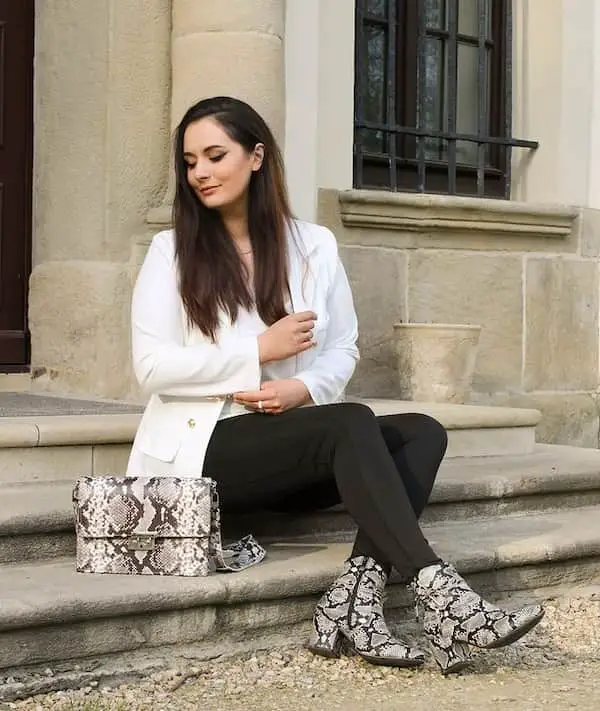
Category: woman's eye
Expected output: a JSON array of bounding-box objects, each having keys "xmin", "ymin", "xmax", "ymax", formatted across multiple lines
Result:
[
  {"xmin": 185, "ymin": 163, "xmax": 195, "ymax": 170},
  {"xmin": 210, "ymin": 153, "xmax": 226, "ymax": 163}
]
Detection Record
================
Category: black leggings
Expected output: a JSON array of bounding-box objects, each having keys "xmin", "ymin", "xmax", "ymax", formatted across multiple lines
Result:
[{"xmin": 203, "ymin": 402, "xmax": 446, "ymax": 580}]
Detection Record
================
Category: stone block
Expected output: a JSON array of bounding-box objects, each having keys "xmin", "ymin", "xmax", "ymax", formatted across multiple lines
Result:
[
  {"xmin": 34, "ymin": 0, "xmax": 171, "ymax": 263},
  {"xmin": 0, "ymin": 608, "xmax": 217, "ymax": 669},
  {"xmin": 525, "ymin": 258, "xmax": 599, "ymax": 391},
  {"xmin": 29, "ymin": 261, "xmax": 135, "ymax": 400},
  {"xmin": 339, "ymin": 246, "xmax": 407, "ymax": 398},
  {"xmin": 172, "ymin": 33, "xmax": 285, "ymax": 144},
  {"xmin": 408, "ymin": 252, "xmax": 524, "ymax": 392},
  {"xmin": 580, "ymin": 207, "xmax": 600, "ymax": 258},
  {"xmin": 92, "ymin": 444, "xmax": 133, "ymax": 475},
  {"xmin": 473, "ymin": 391, "xmax": 600, "ymax": 449},
  {"xmin": 173, "ymin": 0, "xmax": 284, "ymax": 37},
  {"xmin": 0, "ymin": 374, "xmax": 31, "ymax": 392},
  {"xmin": 0, "ymin": 446, "xmax": 93, "ymax": 485}
]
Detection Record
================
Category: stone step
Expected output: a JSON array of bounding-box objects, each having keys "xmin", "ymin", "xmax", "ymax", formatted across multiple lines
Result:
[
  {"xmin": 0, "ymin": 399, "xmax": 541, "ymax": 488},
  {"xmin": 3, "ymin": 444, "xmax": 600, "ymax": 564},
  {"xmin": 0, "ymin": 482, "xmax": 75, "ymax": 563},
  {"xmin": 357, "ymin": 399, "xmax": 540, "ymax": 457},
  {"xmin": 1, "ymin": 505, "xmax": 600, "ymax": 678},
  {"xmin": 0, "ymin": 414, "xmax": 137, "ymax": 484},
  {"xmin": 228, "ymin": 443, "xmax": 600, "ymax": 541}
]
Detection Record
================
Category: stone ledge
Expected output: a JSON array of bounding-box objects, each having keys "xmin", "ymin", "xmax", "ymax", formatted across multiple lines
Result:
[
  {"xmin": 0, "ymin": 401, "xmax": 540, "ymax": 449},
  {"xmin": 336, "ymin": 190, "xmax": 580, "ymax": 252},
  {"xmin": 362, "ymin": 399, "xmax": 541, "ymax": 429},
  {"xmin": 0, "ymin": 415, "xmax": 140, "ymax": 449},
  {"xmin": 339, "ymin": 190, "xmax": 578, "ymax": 237}
]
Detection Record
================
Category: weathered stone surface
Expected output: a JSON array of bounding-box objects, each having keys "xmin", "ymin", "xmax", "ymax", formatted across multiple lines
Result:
[
  {"xmin": 579, "ymin": 207, "xmax": 600, "ymax": 258},
  {"xmin": 408, "ymin": 252, "xmax": 523, "ymax": 393},
  {"xmin": 0, "ymin": 446, "xmax": 93, "ymax": 485},
  {"xmin": 525, "ymin": 258, "xmax": 599, "ymax": 391},
  {"xmin": 473, "ymin": 391, "xmax": 600, "ymax": 449},
  {"xmin": 92, "ymin": 444, "xmax": 134, "ymax": 475},
  {"xmin": 336, "ymin": 190, "xmax": 580, "ymax": 253},
  {"xmin": 339, "ymin": 246, "xmax": 407, "ymax": 398},
  {"xmin": 173, "ymin": 0, "xmax": 284, "ymax": 37},
  {"xmin": 29, "ymin": 261, "xmax": 136, "ymax": 400},
  {"xmin": 34, "ymin": 0, "xmax": 171, "ymax": 263},
  {"xmin": 393, "ymin": 323, "xmax": 481, "ymax": 403},
  {"xmin": 172, "ymin": 33, "xmax": 285, "ymax": 143},
  {"xmin": 4, "ymin": 507, "xmax": 600, "ymax": 672}
]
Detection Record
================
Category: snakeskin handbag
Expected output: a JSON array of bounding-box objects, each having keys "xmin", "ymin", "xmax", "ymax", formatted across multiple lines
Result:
[{"xmin": 72, "ymin": 475, "xmax": 266, "ymax": 576}]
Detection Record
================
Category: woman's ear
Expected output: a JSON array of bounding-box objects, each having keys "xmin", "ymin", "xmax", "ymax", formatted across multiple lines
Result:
[{"xmin": 252, "ymin": 143, "xmax": 265, "ymax": 171}]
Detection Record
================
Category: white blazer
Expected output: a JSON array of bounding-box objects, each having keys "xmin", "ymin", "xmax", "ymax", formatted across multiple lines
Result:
[{"xmin": 126, "ymin": 220, "xmax": 360, "ymax": 477}]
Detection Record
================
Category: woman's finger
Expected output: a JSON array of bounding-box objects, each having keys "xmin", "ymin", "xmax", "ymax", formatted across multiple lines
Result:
[{"xmin": 233, "ymin": 388, "xmax": 276, "ymax": 405}]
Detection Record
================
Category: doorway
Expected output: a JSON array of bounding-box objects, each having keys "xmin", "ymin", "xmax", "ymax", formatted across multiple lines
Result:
[{"xmin": 0, "ymin": 0, "xmax": 34, "ymax": 371}]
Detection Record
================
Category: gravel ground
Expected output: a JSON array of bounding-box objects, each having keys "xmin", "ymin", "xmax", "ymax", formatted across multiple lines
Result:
[{"xmin": 4, "ymin": 591, "xmax": 600, "ymax": 711}]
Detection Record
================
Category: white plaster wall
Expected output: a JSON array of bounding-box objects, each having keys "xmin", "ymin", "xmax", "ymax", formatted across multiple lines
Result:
[
  {"xmin": 284, "ymin": 0, "xmax": 320, "ymax": 220},
  {"xmin": 284, "ymin": 0, "xmax": 355, "ymax": 221},
  {"xmin": 587, "ymin": 0, "xmax": 600, "ymax": 207},
  {"xmin": 511, "ymin": 0, "xmax": 600, "ymax": 208},
  {"xmin": 315, "ymin": 0, "xmax": 355, "ymax": 195}
]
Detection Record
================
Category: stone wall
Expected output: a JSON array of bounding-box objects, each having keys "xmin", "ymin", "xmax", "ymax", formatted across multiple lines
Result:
[
  {"xmin": 319, "ymin": 188, "xmax": 600, "ymax": 448},
  {"xmin": 29, "ymin": 0, "xmax": 285, "ymax": 401},
  {"xmin": 29, "ymin": 0, "xmax": 172, "ymax": 399}
]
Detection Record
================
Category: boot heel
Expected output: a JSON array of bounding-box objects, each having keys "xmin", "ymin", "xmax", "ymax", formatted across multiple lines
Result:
[
  {"xmin": 431, "ymin": 640, "xmax": 472, "ymax": 675},
  {"xmin": 307, "ymin": 614, "xmax": 343, "ymax": 659}
]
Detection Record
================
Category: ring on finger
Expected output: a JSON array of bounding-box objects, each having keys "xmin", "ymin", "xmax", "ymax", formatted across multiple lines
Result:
[{"xmin": 258, "ymin": 400, "xmax": 264, "ymax": 411}]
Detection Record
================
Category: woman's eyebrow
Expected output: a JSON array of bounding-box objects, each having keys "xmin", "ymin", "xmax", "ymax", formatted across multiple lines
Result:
[{"xmin": 183, "ymin": 145, "xmax": 227, "ymax": 158}]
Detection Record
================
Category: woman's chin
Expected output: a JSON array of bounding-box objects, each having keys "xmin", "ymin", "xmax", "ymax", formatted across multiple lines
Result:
[{"xmin": 199, "ymin": 195, "xmax": 234, "ymax": 212}]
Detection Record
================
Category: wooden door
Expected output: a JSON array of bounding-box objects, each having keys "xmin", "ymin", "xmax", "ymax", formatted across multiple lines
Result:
[{"xmin": 0, "ymin": 0, "xmax": 33, "ymax": 371}]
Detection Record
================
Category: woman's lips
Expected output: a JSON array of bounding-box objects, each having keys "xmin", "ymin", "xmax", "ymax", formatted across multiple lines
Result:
[{"xmin": 199, "ymin": 185, "xmax": 219, "ymax": 197}]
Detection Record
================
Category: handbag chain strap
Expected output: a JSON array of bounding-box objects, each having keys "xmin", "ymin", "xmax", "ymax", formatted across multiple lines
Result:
[{"xmin": 208, "ymin": 480, "xmax": 266, "ymax": 572}]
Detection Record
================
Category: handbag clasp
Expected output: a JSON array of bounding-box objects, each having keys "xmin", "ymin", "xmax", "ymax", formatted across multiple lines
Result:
[{"xmin": 126, "ymin": 534, "xmax": 156, "ymax": 551}]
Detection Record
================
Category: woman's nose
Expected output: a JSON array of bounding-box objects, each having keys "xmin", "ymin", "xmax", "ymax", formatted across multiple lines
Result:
[{"xmin": 193, "ymin": 162, "xmax": 211, "ymax": 181}]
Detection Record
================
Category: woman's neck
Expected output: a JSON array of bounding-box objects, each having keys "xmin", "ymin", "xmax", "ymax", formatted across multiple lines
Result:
[{"xmin": 221, "ymin": 201, "xmax": 251, "ymax": 250}]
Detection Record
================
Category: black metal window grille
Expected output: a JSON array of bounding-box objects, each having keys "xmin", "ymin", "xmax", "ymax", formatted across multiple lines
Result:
[{"xmin": 354, "ymin": 0, "xmax": 538, "ymax": 198}]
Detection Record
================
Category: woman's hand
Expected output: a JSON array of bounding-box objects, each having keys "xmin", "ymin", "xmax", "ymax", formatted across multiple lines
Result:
[
  {"xmin": 258, "ymin": 311, "xmax": 317, "ymax": 364},
  {"xmin": 233, "ymin": 378, "xmax": 312, "ymax": 415}
]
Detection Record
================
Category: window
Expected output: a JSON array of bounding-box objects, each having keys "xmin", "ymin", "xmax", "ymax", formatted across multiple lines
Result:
[{"xmin": 354, "ymin": 0, "xmax": 538, "ymax": 198}]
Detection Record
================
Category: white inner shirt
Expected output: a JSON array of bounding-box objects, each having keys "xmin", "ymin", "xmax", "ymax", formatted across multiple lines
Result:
[{"xmin": 218, "ymin": 304, "xmax": 293, "ymax": 420}]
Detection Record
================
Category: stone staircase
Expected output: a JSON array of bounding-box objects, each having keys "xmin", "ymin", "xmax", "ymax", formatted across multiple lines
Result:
[{"xmin": 2, "ymin": 392, "xmax": 600, "ymax": 700}]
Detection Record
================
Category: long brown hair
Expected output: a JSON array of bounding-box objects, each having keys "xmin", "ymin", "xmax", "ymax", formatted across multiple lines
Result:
[{"xmin": 173, "ymin": 96, "xmax": 293, "ymax": 341}]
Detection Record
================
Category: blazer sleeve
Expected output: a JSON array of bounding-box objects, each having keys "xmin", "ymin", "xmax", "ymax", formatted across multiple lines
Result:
[
  {"xmin": 293, "ymin": 243, "xmax": 360, "ymax": 405},
  {"xmin": 131, "ymin": 233, "xmax": 261, "ymax": 397}
]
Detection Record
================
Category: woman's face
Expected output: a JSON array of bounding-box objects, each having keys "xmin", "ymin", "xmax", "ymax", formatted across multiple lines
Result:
[{"xmin": 183, "ymin": 117, "xmax": 263, "ymax": 214}]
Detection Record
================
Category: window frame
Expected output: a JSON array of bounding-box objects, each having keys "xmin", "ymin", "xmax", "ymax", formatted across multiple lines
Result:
[{"xmin": 353, "ymin": 0, "xmax": 538, "ymax": 198}]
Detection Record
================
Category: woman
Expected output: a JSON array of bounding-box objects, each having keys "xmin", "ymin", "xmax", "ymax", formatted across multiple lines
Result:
[{"xmin": 128, "ymin": 96, "xmax": 544, "ymax": 674}]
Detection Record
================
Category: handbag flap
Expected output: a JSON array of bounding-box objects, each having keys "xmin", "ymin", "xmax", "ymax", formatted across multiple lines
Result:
[{"xmin": 73, "ymin": 476, "xmax": 212, "ymax": 538}]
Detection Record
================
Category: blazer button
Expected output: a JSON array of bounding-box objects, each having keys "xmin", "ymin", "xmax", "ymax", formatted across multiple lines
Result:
[{"xmin": 187, "ymin": 418, "xmax": 196, "ymax": 429}]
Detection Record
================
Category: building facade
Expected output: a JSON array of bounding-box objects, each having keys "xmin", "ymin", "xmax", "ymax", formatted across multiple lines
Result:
[{"xmin": 2, "ymin": 0, "xmax": 600, "ymax": 445}]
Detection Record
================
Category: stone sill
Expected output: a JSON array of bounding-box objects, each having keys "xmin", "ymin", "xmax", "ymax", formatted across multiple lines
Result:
[{"xmin": 339, "ymin": 190, "xmax": 579, "ymax": 241}]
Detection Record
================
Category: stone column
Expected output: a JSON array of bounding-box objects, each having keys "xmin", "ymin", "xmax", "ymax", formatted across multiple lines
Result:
[
  {"xmin": 29, "ymin": 0, "xmax": 171, "ymax": 401},
  {"xmin": 146, "ymin": 0, "xmax": 286, "ymax": 231},
  {"xmin": 171, "ymin": 0, "xmax": 285, "ymax": 140}
]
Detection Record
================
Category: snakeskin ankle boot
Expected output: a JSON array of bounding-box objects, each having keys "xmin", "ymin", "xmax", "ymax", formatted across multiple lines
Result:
[
  {"xmin": 307, "ymin": 555, "xmax": 425, "ymax": 667},
  {"xmin": 411, "ymin": 561, "xmax": 544, "ymax": 674}
]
